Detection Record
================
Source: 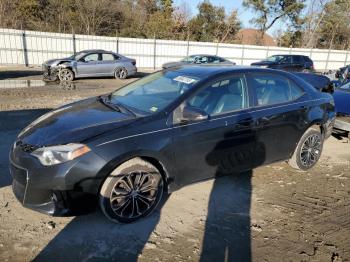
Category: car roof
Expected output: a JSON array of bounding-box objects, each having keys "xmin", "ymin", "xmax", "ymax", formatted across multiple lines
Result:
[
  {"xmin": 79, "ymin": 49, "xmax": 112, "ymax": 54},
  {"xmin": 272, "ymin": 54, "xmax": 309, "ymax": 57},
  {"xmin": 188, "ymin": 54, "xmax": 222, "ymax": 57},
  {"xmin": 165, "ymin": 65, "xmax": 286, "ymax": 77}
]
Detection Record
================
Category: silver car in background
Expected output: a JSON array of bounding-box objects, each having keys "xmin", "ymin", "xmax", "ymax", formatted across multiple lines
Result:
[
  {"xmin": 42, "ymin": 49, "xmax": 137, "ymax": 81},
  {"xmin": 162, "ymin": 54, "xmax": 236, "ymax": 69}
]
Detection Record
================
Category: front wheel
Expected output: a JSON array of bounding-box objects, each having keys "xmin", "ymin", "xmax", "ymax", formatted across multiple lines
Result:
[
  {"xmin": 58, "ymin": 68, "xmax": 74, "ymax": 81},
  {"xmin": 99, "ymin": 158, "xmax": 164, "ymax": 223},
  {"xmin": 288, "ymin": 127, "xmax": 324, "ymax": 170}
]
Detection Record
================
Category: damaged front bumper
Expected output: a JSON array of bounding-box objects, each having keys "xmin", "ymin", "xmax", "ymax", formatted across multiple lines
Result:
[{"xmin": 42, "ymin": 63, "xmax": 59, "ymax": 81}]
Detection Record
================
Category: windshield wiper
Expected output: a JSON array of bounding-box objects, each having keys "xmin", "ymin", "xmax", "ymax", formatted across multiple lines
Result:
[
  {"xmin": 98, "ymin": 95, "xmax": 121, "ymax": 112},
  {"xmin": 99, "ymin": 94, "xmax": 136, "ymax": 116}
]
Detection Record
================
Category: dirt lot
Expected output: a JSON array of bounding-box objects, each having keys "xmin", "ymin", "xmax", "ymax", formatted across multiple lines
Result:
[{"xmin": 0, "ymin": 67, "xmax": 349, "ymax": 262}]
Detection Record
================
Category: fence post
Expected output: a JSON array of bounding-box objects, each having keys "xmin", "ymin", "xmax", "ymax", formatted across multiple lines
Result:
[
  {"xmin": 215, "ymin": 41, "xmax": 219, "ymax": 55},
  {"xmin": 72, "ymin": 32, "xmax": 76, "ymax": 55},
  {"xmin": 325, "ymin": 48, "xmax": 331, "ymax": 71},
  {"xmin": 116, "ymin": 30, "xmax": 119, "ymax": 53},
  {"xmin": 241, "ymin": 45, "xmax": 245, "ymax": 65},
  {"xmin": 266, "ymin": 45, "xmax": 270, "ymax": 58},
  {"xmin": 153, "ymin": 37, "xmax": 156, "ymax": 70},
  {"xmin": 21, "ymin": 31, "xmax": 29, "ymax": 67},
  {"xmin": 344, "ymin": 50, "xmax": 349, "ymax": 67},
  {"xmin": 186, "ymin": 39, "xmax": 190, "ymax": 57}
]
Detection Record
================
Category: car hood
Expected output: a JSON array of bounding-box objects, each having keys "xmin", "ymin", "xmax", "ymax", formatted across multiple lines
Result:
[
  {"xmin": 251, "ymin": 61, "xmax": 275, "ymax": 66},
  {"xmin": 18, "ymin": 97, "xmax": 137, "ymax": 146},
  {"xmin": 44, "ymin": 57, "xmax": 74, "ymax": 66},
  {"xmin": 333, "ymin": 89, "xmax": 350, "ymax": 115},
  {"xmin": 162, "ymin": 61, "xmax": 185, "ymax": 69}
]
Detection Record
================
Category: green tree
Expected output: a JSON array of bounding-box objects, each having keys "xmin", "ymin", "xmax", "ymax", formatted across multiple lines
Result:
[
  {"xmin": 188, "ymin": 1, "xmax": 240, "ymax": 42},
  {"xmin": 243, "ymin": 0, "xmax": 305, "ymax": 43},
  {"xmin": 316, "ymin": 0, "xmax": 350, "ymax": 49}
]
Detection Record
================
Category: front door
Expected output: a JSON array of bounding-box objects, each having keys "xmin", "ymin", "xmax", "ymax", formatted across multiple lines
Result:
[
  {"xmin": 170, "ymin": 74, "xmax": 257, "ymax": 187},
  {"xmin": 76, "ymin": 53, "xmax": 100, "ymax": 76}
]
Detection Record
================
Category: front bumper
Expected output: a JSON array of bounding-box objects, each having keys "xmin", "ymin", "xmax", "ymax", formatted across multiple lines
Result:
[
  {"xmin": 10, "ymin": 143, "xmax": 107, "ymax": 216},
  {"xmin": 42, "ymin": 64, "xmax": 59, "ymax": 80}
]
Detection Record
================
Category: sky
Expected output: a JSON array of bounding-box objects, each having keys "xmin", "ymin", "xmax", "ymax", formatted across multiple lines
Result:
[{"xmin": 173, "ymin": 0, "xmax": 292, "ymax": 36}]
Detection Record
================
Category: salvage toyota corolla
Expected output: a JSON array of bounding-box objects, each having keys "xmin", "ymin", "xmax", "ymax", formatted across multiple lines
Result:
[{"xmin": 10, "ymin": 66, "xmax": 335, "ymax": 223}]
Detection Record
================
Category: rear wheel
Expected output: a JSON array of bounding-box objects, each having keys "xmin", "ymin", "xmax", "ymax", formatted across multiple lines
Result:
[
  {"xmin": 114, "ymin": 67, "xmax": 128, "ymax": 79},
  {"xmin": 58, "ymin": 68, "xmax": 74, "ymax": 81},
  {"xmin": 288, "ymin": 127, "xmax": 323, "ymax": 170},
  {"xmin": 99, "ymin": 158, "xmax": 164, "ymax": 223}
]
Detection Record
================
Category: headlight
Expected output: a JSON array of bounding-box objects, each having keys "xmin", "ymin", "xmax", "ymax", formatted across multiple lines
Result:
[{"xmin": 31, "ymin": 143, "xmax": 91, "ymax": 166}]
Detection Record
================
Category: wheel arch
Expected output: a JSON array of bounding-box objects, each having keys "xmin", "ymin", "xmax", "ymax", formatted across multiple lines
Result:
[{"xmin": 94, "ymin": 152, "xmax": 173, "ymax": 196}]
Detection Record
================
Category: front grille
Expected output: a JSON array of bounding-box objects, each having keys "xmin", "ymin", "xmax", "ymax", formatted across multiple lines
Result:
[
  {"xmin": 10, "ymin": 163, "xmax": 28, "ymax": 204},
  {"xmin": 15, "ymin": 140, "xmax": 38, "ymax": 153}
]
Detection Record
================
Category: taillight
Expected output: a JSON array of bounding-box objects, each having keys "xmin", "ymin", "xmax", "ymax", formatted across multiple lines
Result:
[{"xmin": 132, "ymin": 60, "xmax": 136, "ymax": 66}]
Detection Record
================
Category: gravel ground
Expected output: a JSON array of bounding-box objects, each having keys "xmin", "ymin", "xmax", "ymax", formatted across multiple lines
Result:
[{"xmin": 0, "ymin": 68, "xmax": 349, "ymax": 262}]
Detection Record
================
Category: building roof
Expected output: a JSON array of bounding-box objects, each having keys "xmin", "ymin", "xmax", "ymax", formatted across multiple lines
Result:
[{"xmin": 236, "ymin": 28, "xmax": 276, "ymax": 46}]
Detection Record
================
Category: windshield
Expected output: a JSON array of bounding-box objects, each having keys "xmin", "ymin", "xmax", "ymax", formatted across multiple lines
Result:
[
  {"xmin": 69, "ymin": 52, "xmax": 88, "ymax": 60},
  {"xmin": 110, "ymin": 71, "xmax": 200, "ymax": 114},
  {"xmin": 265, "ymin": 55, "xmax": 283, "ymax": 62}
]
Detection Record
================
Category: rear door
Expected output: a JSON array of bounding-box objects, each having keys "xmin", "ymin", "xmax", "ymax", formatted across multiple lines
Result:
[
  {"xmin": 98, "ymin": 53, "xmax": 119, "ymax": 76},
  {"xmin": 247, "ymin": 72, "xmax": 307, "ymax": 164},
  {"xmin": 170, "ymin": 73, "xmax": 258, "ymax": 186},
  {"xmin": 291, "ymin": 56, "xmax": 305, "ymax": 72}
]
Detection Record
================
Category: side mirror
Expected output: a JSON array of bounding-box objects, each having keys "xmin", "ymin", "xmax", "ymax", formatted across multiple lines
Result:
[{"xmin": 180, "ymin": 105, "xmax": 208, "ymax": 123}]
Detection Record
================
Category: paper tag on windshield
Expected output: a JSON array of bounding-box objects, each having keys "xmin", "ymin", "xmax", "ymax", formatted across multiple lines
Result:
[{"xmin": 173, "ymin": 76, "xmax": 197, "ymax": 84}]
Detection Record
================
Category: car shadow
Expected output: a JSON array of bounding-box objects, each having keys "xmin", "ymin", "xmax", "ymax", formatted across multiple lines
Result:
[
  {"xmin": 34, "ymin": 195, "xmax": 168, "ymax": 262},
  {"xmin": 0, "ymin": 109, "xmax": 50, "ymax": 188},
  {"xmin": 0, "ymin": 69, "xmax": 43, "ymax": 80},
  {"xmin": 199, "ymin": 128, "xmax": 266, "ymax": 261}
]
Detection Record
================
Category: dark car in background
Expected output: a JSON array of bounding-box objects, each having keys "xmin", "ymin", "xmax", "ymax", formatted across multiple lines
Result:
[
  {"xmin": 331, "ymin": 82, "xmax": 350, "ymax": 139},
  {"xmin": 162, "ymin": 54, "xmax": 235, "ymax": 69},
  {"xmin": 42, "ymin": 49, "xmax": 137, "ymax": 81},
  {"xmin": 251, "ymin": 55, "xmax": 314, "ymax": 72},
  {"xmin": 10, "ymin": 66, "xmax": 335, "ymax": 223}
]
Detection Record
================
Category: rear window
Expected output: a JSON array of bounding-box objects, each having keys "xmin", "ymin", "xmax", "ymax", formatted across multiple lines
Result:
[{"xmin": 250, "ymin": 74, "xmax": 304, "ymax": 106}]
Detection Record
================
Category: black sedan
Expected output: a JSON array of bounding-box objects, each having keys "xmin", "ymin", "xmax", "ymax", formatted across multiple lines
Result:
[{"xmin": 10, "ymin": 66, "xmax": 335, "ymax": 223}]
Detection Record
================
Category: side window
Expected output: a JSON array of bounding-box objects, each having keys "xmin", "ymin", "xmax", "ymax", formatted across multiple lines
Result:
[
  {"xmin": 198, "ymin": 56, "xmax": 209, "ymax": 63},
  {"xmin": 292, "ymin": 56, "xmax": 303, "ymax": 64},
  {"xmin": 279, "ymin": 56, "xmax": 291, "ymax": 64},
  {"xmin": 82, "ymin": 53, "xmax": 99, "ymax": 62},
  {"xmin": 102, "ymin": 53, "xmax": 116, "ymax": 61},
  {"xmin": 187, "ymin": 75, "xmax": 247, "ymax": 115},
  {"xmin": 250, "ymin": 74, "xmax": 304, "ymax": 106},
  {"xmin": 211, "ymin": 56, "xmax": 222, "ymax": 63}
]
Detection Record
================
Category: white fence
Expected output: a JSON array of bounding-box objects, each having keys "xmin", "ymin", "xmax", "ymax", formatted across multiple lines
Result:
[{"xmin": 0, "ymin": 28, "xmax": 349, "ymax": 70}]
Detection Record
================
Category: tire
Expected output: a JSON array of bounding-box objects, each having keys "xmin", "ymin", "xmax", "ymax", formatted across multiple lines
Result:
[
  {"xmin": 288, "ymin": 127, "xmax": 324, "ymax": 171},
  {"xmin": 58, "ymin": 68, "xmax": 74, "ymax": 81},
  {"xmin": 99, "ymin": 158, "xmax": 164, "ymax": 223},
  {"xmin": 114, "ymin": 67, "xmax": 128, "ymax": 79}
]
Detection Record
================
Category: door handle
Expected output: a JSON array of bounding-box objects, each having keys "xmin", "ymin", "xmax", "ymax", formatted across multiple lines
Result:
[{"xmin": 234, "ymin": 118, "xmax": 254, "ymax": 128}]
